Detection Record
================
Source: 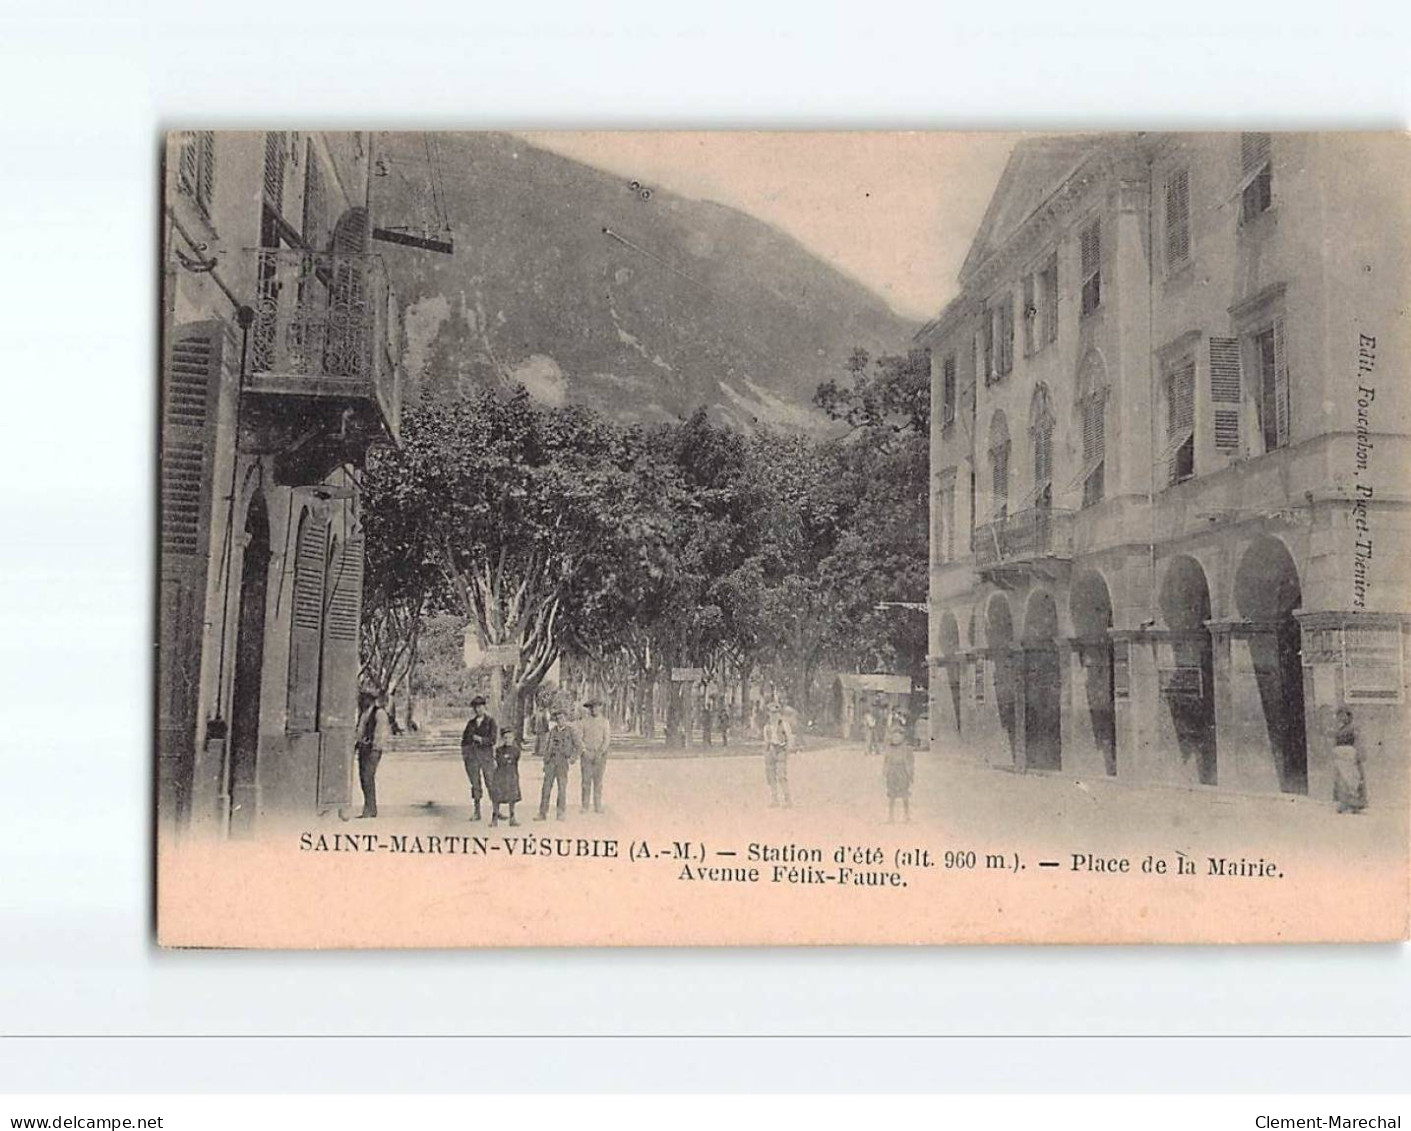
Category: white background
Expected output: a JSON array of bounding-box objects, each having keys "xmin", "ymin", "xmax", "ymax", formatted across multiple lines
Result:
[{"xmin": 0, "ymin": 0, "xmax": 1408, "ymax": 1095}]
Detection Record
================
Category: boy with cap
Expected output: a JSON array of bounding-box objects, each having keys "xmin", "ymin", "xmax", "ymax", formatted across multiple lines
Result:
[{"xmin": 535, "ymin": 705, "xmax": 582, "ymax": 821}]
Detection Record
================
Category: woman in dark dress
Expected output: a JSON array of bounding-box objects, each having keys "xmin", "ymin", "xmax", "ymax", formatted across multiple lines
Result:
[{"xmin": 490, "ymin": 732, "xmax": 522, "ymax": 827}]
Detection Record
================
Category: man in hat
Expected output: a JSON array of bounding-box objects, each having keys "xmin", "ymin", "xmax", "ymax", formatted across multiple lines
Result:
[
  {"xmin": 578, "ymin": 697, "xmax": 611, "ymax": 813},
  {"xmin": 762, "ymin": 703, "xmax": 794, "ymax": 808},
  {"xmin": 460, "ymin": 694, "xmax": 497, "ymax": 822},
  {"xmin": 356, "ymin": 692, "xmax": 392, "ymax": 818},
  {"xmin": 535, "ymin": 704, "xmax": 582, "ymax": 821}
]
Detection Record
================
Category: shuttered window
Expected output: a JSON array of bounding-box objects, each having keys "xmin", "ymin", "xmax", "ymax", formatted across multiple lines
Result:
[
  {"xmin": 1209, "ymin": 336, "xmax": 1242, "ymax": 452},
  {"xmin": 944, "ymin": 486, "xmax": 956, "ymax": 562},
  {"xmin": 159, "ymin": 322, "xmax": 225, "ymax": 778},
  {"xmin": 1021, "ymin": 273, "xmax": 1037, "ymax": 356},
  {"xmin": 1165, "ymin": 358, "xmax": 1196, "ymax": 484},
  {"xmin": 1240, "ymin": 132, "xmax": 1273, "ymax": 223},
  {"xmin": 981, "ymin": 309, "xmax": 994, "ymax": 383},
  {"xmin": 1079, "ymin": 219, "xmax": 1101, "ymax": 316},
  {"xmin": 942, "ymin": 354, "xmax": 956, "ymax": 425},
  {"xmin": 264, "ymin": 130, "xmax": 287, "ymax": 213},
  {"xmin": 1030, "ymin": 384, "xmax": 1053, "ymax": 508},
  {"xmin": 991, "ymin": 442, "xmax": 1010, "ymax": 515},
  {"xmin": 1255, "ymin": 320, "xmax": 1291, "ymax": 451},
  {"xmin": 287, "ymin": 511, "xmax": 329, "ymax": 733},
  {"xmin": 1165, "ymin": 167, "xmax": 1191, "ymax": 269},
  {"xmin": 302, "ymin": 141, "xmax": 327, "ymax": 247},
  {"xmin": 995, "ymin": 294, "xmax": 1014, "ymax": 377},
  {"xmin": 1040, "ymin": 252, "xmax": 1059, "ymax": 345},
  {"xmin": 1081, "ymin": 390, "xmax": 1106, "ymax": 507},
  {"xmin": 176, "ymin": 131, "xmax": 216, "ymax": 217}
]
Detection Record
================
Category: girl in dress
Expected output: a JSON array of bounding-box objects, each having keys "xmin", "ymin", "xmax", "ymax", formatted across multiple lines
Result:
[
  {"xmin": 490, "ymin": 731, "xmax": 523, "ymax": 827},
  {"xmin": 884, "ymin": 711, "xmax": 914, "ymax": 823}
]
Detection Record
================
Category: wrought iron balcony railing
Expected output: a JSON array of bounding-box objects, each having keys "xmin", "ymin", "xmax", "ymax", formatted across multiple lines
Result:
[
  {"xmin": 973, "ymin": 505, "xmax": 1075, "ymax": 569},
  {"xmin": 245, "ymin": 248, "xmax": 400, "ymax": 442}
]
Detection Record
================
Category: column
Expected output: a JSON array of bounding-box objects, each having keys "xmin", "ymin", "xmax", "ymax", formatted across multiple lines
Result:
[{"xmin": 1208, "ymin": 619, "xmax": 1283, "ymax": 793}]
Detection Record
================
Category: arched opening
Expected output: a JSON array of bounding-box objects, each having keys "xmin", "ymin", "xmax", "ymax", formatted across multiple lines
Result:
[
  {"xmin": 1021, "ymin": 589, "xmax": 1062, "ymax": 770},
  {"xmin": 1160, "ymin": 555, "xmax": 1218, "ymax": 785},
  {"xmin": 986, "ymin": 594, "xmax": 1018, "ymax": 761},
  {"xmin": 228, "ymin": 492, "xmax": 270, "ymax": 837},
  {"xmin": 1235, "ymin": 537, "xmax": 1308, "ymax": 793},
  {"xmin": 939, "ymin": 611, "xmax": 962, "ymax": 735},
  {"xmin": 1070, "ymin": 570, "xmax": 1117, "ymax": 775}
]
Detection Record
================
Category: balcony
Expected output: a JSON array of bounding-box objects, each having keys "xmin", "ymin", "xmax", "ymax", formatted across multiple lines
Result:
[
  {"xmin": 974, "ymin": 505, "xmax": 1074, "ymax": 584},
  {"xmin": 240, "ymin": 249, "xmax": 401, "ymax": 475}
]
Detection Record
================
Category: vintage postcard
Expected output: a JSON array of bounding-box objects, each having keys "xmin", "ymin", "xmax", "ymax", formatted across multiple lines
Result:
[{"xmin": 156, "ymin": 130, "xmax": 1410, "ymax": 947}]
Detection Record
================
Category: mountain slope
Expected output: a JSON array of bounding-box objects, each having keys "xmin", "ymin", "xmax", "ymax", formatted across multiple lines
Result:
[{"xmin": 376, "ymin": 132, "xmax": 920, "ymax": 431}]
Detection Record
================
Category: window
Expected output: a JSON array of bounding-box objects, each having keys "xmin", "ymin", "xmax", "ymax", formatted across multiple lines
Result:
[
  {"xmin": 1165, "ymin": 166, "xmax": 1191, "ymax": 269},
  {"xmin": 941, "ymin": 354, "xmax": 956, "ymax": 427},
  {"xmin": 1022, "ymin": 273, "xmax": 1037, "ymax": 356},
  {"xmin": 936, "ymin": 476, "xmax": 957, "ymax": 564},
  {"xmin": 968, "ymin": 471, "xmax": 977, "ymax": 550},
  {"xmin": 1079, "ymin": 219, "xmax": 1101, "ymax": 317},
  {"xmin": 988, "ymin": 412, "xmax": 1011, "ymax": 521},
  {"xmin": 1164, "ymin": 357, "xmax": 1196, "ymax": 484},
  {"xmin": 302, "ymin": 141, "xmax": 327, "ymax": 246},
  {"xmin": 1253, "ymin": 320, "xmax": 1290, "ymax": 452},
  {"xmin": 987, "ymin": 294, "xmax": 1014, "ymax": 382},
  {"xmin": 264, "ymin": 130, "xmax": 287, "ymax": 213},
  {"xmin": 177, "ymin": 131, "xmax": 216, "ymax": 217},
  {"xmin": 1209, "ymin": 336, "xmax": 1242, "ymax": 453},
  {"xmin": 1240, "ymin": 132, "xmax": 1273, "ymax": 224},
  {"xmin": 1029, "ymin": 384, "xmax": 1054, "ymax": 510},
  {"xmin": 1039, "ymin": 252, "xmax": 1059, "ymax": 347},
  {"xmin": 981, "ymin": 309, "xmax": 994, "ymax": 383},
  {"xmin": 1080, "ymin": 389, "xmax": 1107, "ymax": 508}
]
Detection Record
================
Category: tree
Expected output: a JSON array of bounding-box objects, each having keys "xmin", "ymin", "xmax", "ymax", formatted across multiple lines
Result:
[{"xmin": 363, "ymin": 389, "xmax": 677, "ymax": 732}]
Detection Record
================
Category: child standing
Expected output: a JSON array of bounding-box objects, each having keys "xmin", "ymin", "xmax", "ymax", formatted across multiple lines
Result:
[
  {"xmin": 884, "ymin": 718, "xmax": 914, "ymax": 823},
  {"xmin": 490, "ymin": 732, "xmax": 522, "ymax": 827}
]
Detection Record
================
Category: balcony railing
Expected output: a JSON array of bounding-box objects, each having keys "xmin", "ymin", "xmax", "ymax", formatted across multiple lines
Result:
[
  {"xmin": 974, "ymin": 505, "xmax": 1075, "ymax": 569},
  {"xmin": 245, "ymin": 249, "xmax": 399, "ymax": 441}
]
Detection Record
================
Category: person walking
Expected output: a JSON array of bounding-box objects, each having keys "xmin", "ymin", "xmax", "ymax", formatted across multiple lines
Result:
[
  {"xmin": 1332, "ymin": 706, "xmax": 1367, "ymax": 814},
  {"xmin": 460, "ymin": 695, "xmax": 497, "ymax": 822},
  {"xmin": 535, "ymin": 706, "xmax": 582, "ymax": 821},
  {"xmin": 762, "ymin": 704, "xmax": 793, "ymax": 809},
  {"xmin": 355, "ymin": 692, "xmax": 392, "ymax": 819},
  {"xmin": 862, "ymin": 701, "xmax": 882, "ymax": 756},
  {"xmin": 489, "ymin": 731, "xmax": 522, "ymax": 827},
  {"xmin": 579, "ymin": 697, "xmax": 611, "ymax": 813}
]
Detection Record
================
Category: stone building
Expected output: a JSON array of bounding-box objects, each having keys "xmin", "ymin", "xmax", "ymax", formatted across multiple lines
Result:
[
  {"xmin": 159, "ymin": 131, "xmax": 402, "ymax": 836},
  {"xmin": 920, "ymin": 132, "xmax": 1409, "ymax": 807}
]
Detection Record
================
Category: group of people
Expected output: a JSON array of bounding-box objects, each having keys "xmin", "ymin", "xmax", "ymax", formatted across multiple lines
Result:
[{"xmin": 459, "ymin": 695, "xmax": 613, "ymax": 825}]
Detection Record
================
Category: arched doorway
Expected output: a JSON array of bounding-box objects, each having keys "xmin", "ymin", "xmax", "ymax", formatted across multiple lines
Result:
[
  {"xmin": 228, "ymin": 492, "xmax": 270, "ymax": 837},
  {"xmin": 1160, "ymin": 555, "xmax": 1218, "ymax": 785},
  {"xmin": 1235, "ymin": 537, "xmax": 1308, "ymax": 793},
  {"xmin": 1070, "ymin": 571, "xmax": 1117, "ymax": 775},
  {"xmin": 939, "ymin": 611, "xmax": 962, "ymax": 735},
  {"xmin": 1022, "ymin": 589, "xmax": 1062, "ymax": 770},
  {"xmin": 986, "ymin": 594, "xmax": 1017, "ymax": 761}
]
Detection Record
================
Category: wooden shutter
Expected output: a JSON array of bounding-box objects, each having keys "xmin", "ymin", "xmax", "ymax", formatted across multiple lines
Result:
[
  {"xmin": 1241, "ymin": 132, "xmax": 1272, "ymax": 177},
  {"xmin": 1021, "ymin": 273, "xmax": 1036, "ymax": 356},
  {"xmin": 1167, "ymin": 360, "xmax": 1196, "ymax": 483},
  {"xmin": 1272, "ymin": 316, "xmax": 1290, "ymax": 447},
  {"xmin": 992, "ymin": 443, "xmax": 1009, "ymax": 508},
  {"xmin": 263, "ymin": 131, "xmax": 286, "ymax": 212},
  {"xmin": 317, "ymin": 534, "xmax": 364, "ymax": 808},
  {"xmin": 1209, "ymin": 336, "xmax": 1242, "ymax": 452},
  {"xmin": 1042, "ymin": 253, "xmax": 1059, "ymax": 344},
  {"xmin": 196, "ymin": 131, "xmax": 215, "ymax": 215},
  {"xmin": 1165, "ymin": 168, "xmax": 1190, "ymax": 266},
  {"xmin": 158, "ymin": 322, "xmax": 225, "ymax": 794},
  {"xmin": 177, "ymin": 134, "xmax": 198, "ymax": 198},
  {"xmin": 1080, "ymin": 220, "xmax": 1101, "ymax": 315},
  {"xmin": 286, "ymin": 511, "xmax": 328, "ymax": 733}
]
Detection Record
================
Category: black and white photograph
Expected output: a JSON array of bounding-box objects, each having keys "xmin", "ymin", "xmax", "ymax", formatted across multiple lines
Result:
[{"xmin": 155, "ymin": 129, "xmax": 1409, "ymax": 947}]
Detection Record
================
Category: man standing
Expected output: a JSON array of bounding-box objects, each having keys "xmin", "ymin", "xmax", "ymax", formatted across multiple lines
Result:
[
  {"xmin": 356, "ymin": 692, "xmax": 392, "ymax": 819},
  {"xmin": 460, "ymin": 694, "xmax": 497, "ymax": 822},
  {"xmin": 579, "ymin": 697, "xmax": 611, "ymax": 813},
  {"xmin": 762, "ymin": 703, "xmax": 793, "ymax": 809},
  {"xmin": 535, "ymin": 706, "xmax": 582, "ymax": 821}
]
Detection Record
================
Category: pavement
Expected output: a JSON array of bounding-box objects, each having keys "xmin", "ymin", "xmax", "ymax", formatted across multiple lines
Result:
[{"xmin": 368, "ymin": 729, "xmax": 1403, "ymax": 868}]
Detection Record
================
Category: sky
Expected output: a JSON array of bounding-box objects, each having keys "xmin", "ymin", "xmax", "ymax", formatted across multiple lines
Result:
[{"xmin": 521, "ymin": 131, "xmax": 1019, "ymax": 322}]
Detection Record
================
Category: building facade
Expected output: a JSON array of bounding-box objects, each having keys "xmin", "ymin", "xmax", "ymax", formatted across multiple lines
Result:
[
  {"xmin": 922, "ymin": 132, "xmax": 1409, "ymax": 807},
  {"xmin": 160, "ymin": 131, "xmax": 402, "ymax": 837}
]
